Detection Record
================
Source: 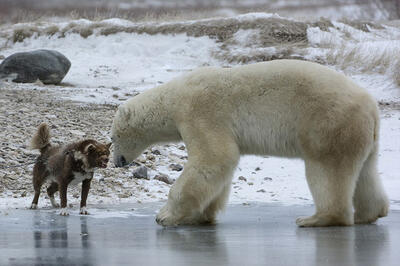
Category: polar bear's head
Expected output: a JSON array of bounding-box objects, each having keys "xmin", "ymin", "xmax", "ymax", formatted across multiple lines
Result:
[{"xmin": 111, "ymin": 105, "xmax": 147, "ymax": 167}]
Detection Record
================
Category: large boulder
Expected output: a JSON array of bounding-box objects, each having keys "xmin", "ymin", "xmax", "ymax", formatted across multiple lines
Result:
[{"xmin": 0, "ymin": 49, "xmax": 71, "ymax": 84}]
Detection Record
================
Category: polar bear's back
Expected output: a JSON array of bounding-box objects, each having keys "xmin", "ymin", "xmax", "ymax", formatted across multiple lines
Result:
[{"xmin": 166, "ymin": 60, "xmax": 378, "ymax": 158}]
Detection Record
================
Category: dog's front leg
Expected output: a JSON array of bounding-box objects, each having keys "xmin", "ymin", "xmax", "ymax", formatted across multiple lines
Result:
[
  {"xmin": 80, "ymin": 177, "xmax": 92, "ymax": 215},
  {"xmin": 59, "ymin": 181, "xmax": 69, "ymax": 216}
]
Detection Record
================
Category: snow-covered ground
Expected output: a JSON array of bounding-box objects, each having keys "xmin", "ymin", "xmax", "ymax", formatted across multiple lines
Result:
[{"xmin": 0, "ymin": 12, "xmax": 399, "ymax": 213}]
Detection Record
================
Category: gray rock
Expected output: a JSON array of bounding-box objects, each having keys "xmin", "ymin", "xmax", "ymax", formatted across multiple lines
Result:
[
  {"xmin": 154, "ymin": 174, "xmax": 173, "ymax": 184},
  {"xmin": 0, "ymin": 49, "xmax": 71, "ymax": 84},
  {"xmin": 132, "ymin": 166, "xmax": 148, "ymax": 179},
  {"xmin": 178, "ymin": 145, "xmax": 186, "ymax": 150},
  {"xmin": 151, "ymin": 149, "xmax": 161, "ymax": 155},
  {"xmin": 169, "ymin": 163, "xmax": 183, "ymax": 171},
  {"xmin": 238, "ymin": 176, "xmax": 247, "ymax": 182}
]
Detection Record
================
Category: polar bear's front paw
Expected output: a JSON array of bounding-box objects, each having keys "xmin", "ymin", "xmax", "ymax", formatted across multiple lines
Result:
[
  {"xmin": 156, "ymin": 206, "xmax": 179, "ymax": 226},
  {"xmin": 296, "ymin": 214, "xmax": 352, "ymax": 227},
  {"xmin": 59, "ymin": 208, "xmax": 69, "ymax": 216}
]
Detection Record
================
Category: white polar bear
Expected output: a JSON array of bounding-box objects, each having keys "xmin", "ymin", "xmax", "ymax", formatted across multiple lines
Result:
[{"xmin": 111, "ymin": 59, "xmax": 389, "ymax": 227}]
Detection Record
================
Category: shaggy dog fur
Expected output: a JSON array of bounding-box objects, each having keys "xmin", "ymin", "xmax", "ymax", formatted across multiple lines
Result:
[
  {"xmin": 111, "ymin": 59, "xmax": 389, "ymax": 227},
  {"xmin": 30, "ymin": 123, "xmax": 111, "ymax": 216}
]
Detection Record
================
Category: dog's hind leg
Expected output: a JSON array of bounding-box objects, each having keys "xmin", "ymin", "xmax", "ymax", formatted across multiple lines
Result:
[
  {"xmin": 59, "ymin": 181, "xmax": 70, "ymax": 216},
  {"xmin": 31, "ymin": 180, "xmax": 44, "ymax": 209},
  {"xmin": 47, "ymin": 182, "xmax": 60, "ymax": 208}
]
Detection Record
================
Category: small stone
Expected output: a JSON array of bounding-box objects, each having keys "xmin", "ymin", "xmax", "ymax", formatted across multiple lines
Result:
[
  {"xmin": 146, "ymin": 154, "xmax": 155, "ymax": 161},
  {"xmin": 257, "ymin": 189, "xmax": 266, "ymax": 193},
  {"xmin": 248, "ymin": 182, "xmax": 254, "ymax": 186},
  {"xmin": 264, "ymin": 177, "xmax": 272, "ymax": 181},
  {"xmin": 238, "ymin": 176, "xmax": 247, "ymax": 182},
  {"xmin": 169, "ymin": 164, "xmax": 183, "ymax": 171},
  {"xmin": 118, "ymin": 192, "xmax": 131, "ymax": 198},
  {"xmin": 154, "ymin": 174, "xmax": 173, "ymax": 184},
  {"xmin": 151, "ymin": 149, "xmax": 161, "ymax": 155},
  {"xmin": 255, "ymin": 167, "xmax": 261, "ymax": 171},
  {"xmin": 145, "ymin": 162, "xmax": 153, "ymax": 168},
  {"xmin": 70, "ymin": 130, "xmax": 85, "ymax": 136},
  {"xmin": 132, "ymin": 166, "xmax": 148, "ymax": 179},
  {"xmin": 137, "ymin": 155, "xmax": 147, "ymax": 164}
]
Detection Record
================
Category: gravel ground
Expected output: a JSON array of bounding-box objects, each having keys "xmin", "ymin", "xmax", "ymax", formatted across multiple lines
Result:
[{"xmin": 0, "ymin": 83, "xmax": 186, "ymax": 209}]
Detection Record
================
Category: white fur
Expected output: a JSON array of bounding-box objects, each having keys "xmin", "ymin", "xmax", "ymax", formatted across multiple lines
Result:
[
  {"xmin": 70, "ymin": 172, "xmax": 92, "ymax": 186},
  {"xmin": 80, "ymin": 207, "xmax": 89, "ymax": 215},
  {"xmin": 73, "ymin": 150, "xmax": 93, "ymax": 171},
  {"xmin": 112, "ymin": 59, "xmax": 389, "ymax": 227},
  {"xmin": 60, "ymin": 208, "xmax": 69, "ymax": 216},
  {"xmin": 50, "ymin": 197, "xmax": 59, "ymax": 208}
]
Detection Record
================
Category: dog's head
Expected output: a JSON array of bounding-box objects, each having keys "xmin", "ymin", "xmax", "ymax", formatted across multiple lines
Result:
[{"xmin": 74, "ymin": 140, "xmax": 111, "ymax": 169}]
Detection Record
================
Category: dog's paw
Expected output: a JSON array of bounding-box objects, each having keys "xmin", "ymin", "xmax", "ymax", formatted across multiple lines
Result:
[
  {"xmin": 59, "ymin": 208, "xmax": 69, "ymax": 216},
  {"xmin": 80, "ymin": 207, "xmax": 89, "ymax": 215},
  {"xmin": 30, "ymin": 203, "xmax": 37, "ymax": 209}
]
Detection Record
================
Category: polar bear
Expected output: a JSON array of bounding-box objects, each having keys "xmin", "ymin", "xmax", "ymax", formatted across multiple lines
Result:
[{"xmin": 111, "ymin": 59, "xmax": 389, "ymax": 227}]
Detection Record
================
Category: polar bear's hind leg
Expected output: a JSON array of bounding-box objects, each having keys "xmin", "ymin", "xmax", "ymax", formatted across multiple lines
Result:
[{"xmin": 353, "ymin": 146, "xmax": 389, "ymax": 224}]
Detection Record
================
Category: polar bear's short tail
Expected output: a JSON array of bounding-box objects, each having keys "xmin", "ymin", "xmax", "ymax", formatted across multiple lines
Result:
[{"xmin": 31, "ymin": 123, "xmax": 51, "ymax": 152}]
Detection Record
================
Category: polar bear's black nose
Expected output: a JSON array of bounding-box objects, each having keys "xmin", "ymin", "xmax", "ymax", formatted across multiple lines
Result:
[{"xmin": 115, "ymin": 155, "xmax": 127, "ymax": 167}]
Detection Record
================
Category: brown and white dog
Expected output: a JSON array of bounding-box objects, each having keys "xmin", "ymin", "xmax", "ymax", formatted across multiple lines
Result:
[{"xmin": 30, "ymin": 123, "xmax": 111, "ymax": 216}]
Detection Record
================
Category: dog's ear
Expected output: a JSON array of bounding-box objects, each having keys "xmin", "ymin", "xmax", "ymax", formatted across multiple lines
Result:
[
  {"xmin": 84, "ymin": 143, "xmax": 96, "ymax": 154},
  {"xmin": 106, "ymin": 142, "xmax": 112, "ymax": 149}
]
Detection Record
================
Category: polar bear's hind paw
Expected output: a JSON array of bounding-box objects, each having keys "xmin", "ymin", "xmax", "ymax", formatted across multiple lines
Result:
[{"xmin": 296, "ymin": 214, "xmax": 353, "ymax": 227}]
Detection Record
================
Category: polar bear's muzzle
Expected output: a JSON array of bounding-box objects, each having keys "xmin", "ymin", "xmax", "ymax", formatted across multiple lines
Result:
[{"xmin": 115, "ymin": 155, "xmax": 127, "ymax": 167}]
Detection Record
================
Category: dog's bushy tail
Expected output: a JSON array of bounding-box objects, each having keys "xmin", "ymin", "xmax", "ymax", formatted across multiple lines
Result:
[{"xmin": 31, "ymin": 123, "xmax": 51, "ymax": 152}]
